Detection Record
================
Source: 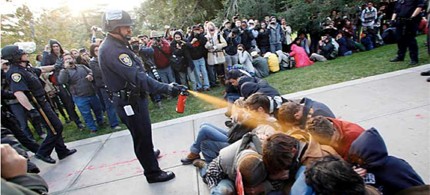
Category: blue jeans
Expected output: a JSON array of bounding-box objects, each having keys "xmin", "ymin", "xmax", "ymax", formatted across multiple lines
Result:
[
  {"xmin": 210, "ymin": 179, "xmax": 235, "ymax": 195},
  {"xmin": 190, "ymin": 123, "xmax": 228, "ymax": 156},
  {"xmin": 201, "ymin": 140, "xmax": 230, "ymax": 163},
  {"xmin": 100, "ymin": 88, "xmax": 119, "ymax": 128},
  {"xmin": 192, "ymin": 58, "xmax": 210, "ymax": 90},
  {"xmin": 73, "ymin": 95, "xmax": 104, "ymax": 131},
  {"xmin": 290, "ymin": 166, "xmax": 315, "ymax": 195},
  {"xmin": 157, "ymin": 66, "xmax": 175, "ymax": 84}
]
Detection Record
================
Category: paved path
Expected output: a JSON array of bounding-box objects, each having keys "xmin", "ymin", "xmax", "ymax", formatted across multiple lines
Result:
[{"xmin": 32, "ymin": 64, "xmax": 430, "ymax": 194}]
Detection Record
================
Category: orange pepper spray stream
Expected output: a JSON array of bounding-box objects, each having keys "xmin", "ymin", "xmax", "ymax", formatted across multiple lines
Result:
[{"xmin": 187, "ymin": 90, "xmax": 229, "ymax": 109}]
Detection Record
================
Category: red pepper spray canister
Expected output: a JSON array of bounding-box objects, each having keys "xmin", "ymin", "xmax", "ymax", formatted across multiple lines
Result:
[{"xmin": 176, "ymin": 90, "xmax": 189, "ymax": 113}]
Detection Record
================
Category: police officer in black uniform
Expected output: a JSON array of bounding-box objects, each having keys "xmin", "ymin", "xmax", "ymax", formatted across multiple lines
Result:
[
  {"xmin": 389, "ymin": 0, "xmax": 425, "ymax": 65},
  {"xmin": 99, "ymin": 10, "xmax": 186, "ymax": 183},
  {"xmin": 2, "ymin": 45, "xmax": 77, "ymax": 164}
]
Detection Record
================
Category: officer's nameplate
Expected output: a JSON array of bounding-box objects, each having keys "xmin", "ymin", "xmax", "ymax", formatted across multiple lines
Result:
[
  {"xmin": 119, "ymin": 53, "xmax": 132, "ymax": 66},
  {"xmin": 11, "ymin": 73, "xmax": 22, "ymax": 82}
]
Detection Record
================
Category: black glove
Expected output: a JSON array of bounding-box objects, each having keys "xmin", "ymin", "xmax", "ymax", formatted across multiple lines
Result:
[
  {"xmin": 168, "ymin": 83, "xmax": 188, "ymax": 97},
  {"xmin": 28, "ymin": 109, "xmax": 42, "ymax": 124}
]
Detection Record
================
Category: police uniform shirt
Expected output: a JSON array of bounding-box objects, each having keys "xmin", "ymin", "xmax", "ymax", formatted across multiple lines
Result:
[
  {"xmin": 395, "ymin": 0, "xmax": 425, "ymax": 18},
  {"xmin": 6, "ymin": 64, "xmax": 45, "ymax": 97},
  {"xmin": 98, "ymin": 34, "xmax": 169, "ymax": 95}
]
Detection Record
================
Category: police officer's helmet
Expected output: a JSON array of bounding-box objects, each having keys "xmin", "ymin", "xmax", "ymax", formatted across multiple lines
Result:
[
  {"xmin": 1, "ymin": 45, "xmax": 25, "ymax": 62},
  {"xmin": 102, "ymin": 10, "xmax": 134, "ymax": 32}
]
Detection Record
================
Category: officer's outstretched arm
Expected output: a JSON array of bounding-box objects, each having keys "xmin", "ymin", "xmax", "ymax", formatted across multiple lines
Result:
[
  {"xmin": 14, "ymin": 91, "xmax": 34, "ymax": 111},
  {"xmin": 136, "ymin": 71, "xmax": 170, "ymax": 94}
]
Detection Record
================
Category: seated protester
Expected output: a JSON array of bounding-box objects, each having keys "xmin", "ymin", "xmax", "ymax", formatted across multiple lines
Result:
[
  {"xmin": 298, "ymin": 32, "xmax": 311, "ymax": 56},
  {"xmin": 277, "ymin": 98, "xmax": 335, "ymax": 130},
  {"xmin": 290, "ymin": 38, "xmax": 314, "ymax": 68},
  {"xmin": 180, "ymin": 93, "xmax": 279, "ymax": 165},
  {"xmin": 347, "ymin": 128, "xmax": 425, "ymax": 195},
  {"xmin": 381, "ymin": 25, "xmax": 396, "ymax": 44},
  {"xmin": 58, "ymin": 53, "xmax": 104, "ymax": 134},
  {"xmin": 1, "ymin": 144, "xmax": 49, "ymax": 195},
  {"xmin": 263, "ymin": 52, "xmax": 280, "ymax": 73},
  {"xmin": 148, "ymin": 37, "xmax": 176, "ymax": 84},
  {"xmin": 336, "ymin": 32, "xmax": 353, "ymax": 56},
  {"xmin": 224, "ymin": 69, "xmax": 250, "ymax": 104},
  {"xmin": 1, "ymin": 126, "xmax": 40, "ymax": 174},
  {"xmin": 250, "ymin": 51, "xmax": 269, "ymax": 78},
  {"xmin": 237, "ymin": 44, "xmax": 255, "ymax": 75},
  {"xmin": 275, "ymin": 50, "xmax": 291, "ymax": 70},
  {"xmin": 256, "ymin": 22, "xmax": 270, "ymax": 55},
  {"xmin": 310, "ymin": 35, "xmax": 337, "ymax": 62},
  {"xmin": 261, "ymin": 133, "xmax": 339, "ymax": 194},
  {"xmin": 240, "ymin": 81, "xmax": 280, "ymax": 100},
  {"xmin": 361, "ymin": 30, "xmax": 374, "ymax": 51},
  {"xmin": 204, "ymin": 146, "xmax": 268, "ymax": 195},
  {"xmin": 305, "ymin": 155, "xmax": 382, "ymax": 195},
  {"xmin": 306, "ymin": 116, "xmax": 364, "ymax": 159}
]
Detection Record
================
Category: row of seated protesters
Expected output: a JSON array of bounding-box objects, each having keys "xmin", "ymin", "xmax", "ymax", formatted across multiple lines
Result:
[{"xmin": 179, "ymin": 69, "xmax": 428, "ymax": 195}]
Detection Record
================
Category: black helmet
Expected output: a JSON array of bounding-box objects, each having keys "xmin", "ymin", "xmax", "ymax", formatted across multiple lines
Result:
[
  {"xmin": 1, "ymin": 45, "xmax": 25, "ymax": 62},
  {"xmin": 102, "ymin": 10, "xmax": 134, "ymax": 32}
]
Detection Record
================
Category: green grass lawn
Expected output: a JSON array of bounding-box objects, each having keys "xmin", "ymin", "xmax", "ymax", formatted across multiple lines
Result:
[{"xmin": 52, "ymin": 35, "xmax": 429, "ymax": 142}]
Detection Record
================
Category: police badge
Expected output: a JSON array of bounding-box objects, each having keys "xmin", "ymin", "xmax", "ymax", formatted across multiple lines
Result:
[
  {"xmin": 11, "ymin": 73, "xmax": 22, "ymax": 82},
  {"xmin": 119, "ymin": 53, "xmax": 132, "ymax": 66}
]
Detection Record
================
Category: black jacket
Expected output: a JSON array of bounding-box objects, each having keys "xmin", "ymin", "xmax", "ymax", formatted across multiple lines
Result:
[{"xmin": 187, "ymin": 33, "xmax": 207, "ymax": 60}]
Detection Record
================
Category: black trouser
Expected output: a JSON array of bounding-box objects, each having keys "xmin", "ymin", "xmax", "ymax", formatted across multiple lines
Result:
[
  {"xmin": 113, "ymin": 96, "xmax": 161, "ymax": 177},
  {"xmin": 9, "ymin": 103, "xmax": 46, "ymax": 139},
  {"xmin": 208, "ymin": 64, "xmax": 225, "ymax": 87},
  {"xmin": 36, "ymin": 98, "xmax": 69, "ymax": 157},
  {"xmin": 57, "ymin": 85, "xmax": 81, "ymax": 126},
  {"xmin": 395, "ymin": 19, "xmax": 419, "ymax": 62},
  {"xmin": 1, "ymin": 110, "xmax": 40, "ymax": 153}
]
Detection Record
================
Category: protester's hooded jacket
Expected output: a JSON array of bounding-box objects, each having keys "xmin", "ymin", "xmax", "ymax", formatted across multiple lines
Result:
[
  {"xmin": 298, "ymin": 98, "xmax": 336, "ymax": 129},
  {"xmin": 348, "ymin": 128, "xmax": 425, "ymax": 195}
]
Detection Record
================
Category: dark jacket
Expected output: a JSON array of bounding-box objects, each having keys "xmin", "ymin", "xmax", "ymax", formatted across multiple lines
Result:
[
  {"xmin": 170, "ymin": 39, "xmax": 194, "ymax": 70},
  {"xmin": 240, "ymin": 28, "xmax": 255, "ymax": 51},
  {"xmin": 1, "ymin": 174, "xmax": 49, "ymax": 195},
  {"xmin": 187, "ymin": 33, "xmax": 207, "ymax": 60},
  {"xmin": 58, "ymin": 64, "xmax": 95, "ymax": 97},
  {"xmin": 319, "ymin": 40, "xmax": 336, "ymax": 60},
  {"xmin": 348, "ymin": 128, "xmax": 425, "ymax": 195},
  {"xmin": 240, "ymin": 79, "xmax": 280, "ymax": 99},
  {"xmin": 298, "ymin": 97, "xmax": 336, "ymax": 129},
  {"xmin": 257, "ymin": 29, "xmax": 270, "ymax": 48},
  {"xmin": 336, "ymin": 37, "xmax": 352, "ymax": 56},
  {"xmin": 252, "ymin": 56, "xmax": 269, "ymax": 78},
  {"xmin": 88, "ymin": 57, "xmax": 105, "ymax": 89},
  {"xmin": 224, "ymin": 36, "xmax": 241, "ymax": 56}
]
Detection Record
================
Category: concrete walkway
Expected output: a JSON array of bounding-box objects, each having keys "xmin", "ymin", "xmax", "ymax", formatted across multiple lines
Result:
[{"xmin": 32, "ymin": 65, "xmax": 430, "ymax": 195}]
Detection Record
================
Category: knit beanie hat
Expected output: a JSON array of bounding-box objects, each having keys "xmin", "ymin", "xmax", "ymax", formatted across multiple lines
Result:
[
  {"xmin": 236, "ymin": 149, "xmax": 267, "ymax": 187},
  {"xmin": 49, "ymin": 39, "xmax": 61, "ymax": 48}
]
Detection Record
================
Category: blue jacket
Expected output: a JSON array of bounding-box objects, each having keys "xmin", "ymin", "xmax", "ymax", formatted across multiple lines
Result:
[
  {"xmin": 348, "ymin": 128, "xmax": 425, "ymax": 195},
  {"xmin": 299, "ymin": 97, "xmax": 335, "ymax": 129}
]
